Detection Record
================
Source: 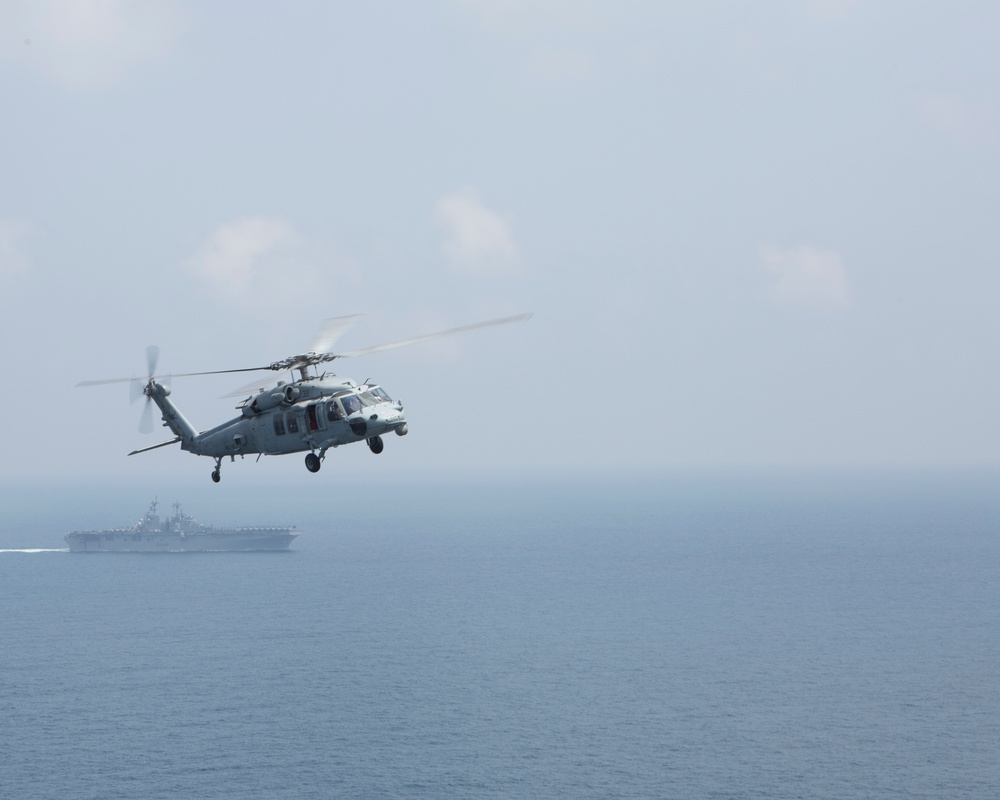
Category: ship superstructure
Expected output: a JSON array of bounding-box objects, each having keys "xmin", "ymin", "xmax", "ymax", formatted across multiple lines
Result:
[{"xmin": 65, "ymin": 500, "xmax": 298, "ymax": 552}]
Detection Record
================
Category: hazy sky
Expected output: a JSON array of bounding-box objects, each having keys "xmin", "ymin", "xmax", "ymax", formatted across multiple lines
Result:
[{"xmin": 2, "ymin": 1, "xmax": 999, "ymax": 485}]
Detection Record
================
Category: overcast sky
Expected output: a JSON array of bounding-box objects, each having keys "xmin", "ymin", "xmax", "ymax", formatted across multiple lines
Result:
[{"xmin": 2, "ymin": 1, "xmax": 999, "ymax": 487}]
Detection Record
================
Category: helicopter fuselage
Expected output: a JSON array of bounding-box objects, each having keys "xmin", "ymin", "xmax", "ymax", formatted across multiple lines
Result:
[{"xmin": 144, "ymin": 375, "xmax": 407, "ymax": 480}]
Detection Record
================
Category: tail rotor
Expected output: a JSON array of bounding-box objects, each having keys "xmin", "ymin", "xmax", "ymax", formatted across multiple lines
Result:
[{"xmin": 132, "ymin": 346, "xmax": 160, "ymax": 434}]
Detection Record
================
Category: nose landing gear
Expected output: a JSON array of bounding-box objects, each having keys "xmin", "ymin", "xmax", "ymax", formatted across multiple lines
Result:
[
  {"xmin": 211, "ymin": 457, "xmax": 222, "ymax": 483},
  {"xmin": 305, "ymin": 452, "xmax": 321, "ymax": 473}
]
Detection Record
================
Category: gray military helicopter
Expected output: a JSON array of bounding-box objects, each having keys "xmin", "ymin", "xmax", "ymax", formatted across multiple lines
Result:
[{"xmin": 78, "ymin": 313, "xmax": 531, "ymax": 483}]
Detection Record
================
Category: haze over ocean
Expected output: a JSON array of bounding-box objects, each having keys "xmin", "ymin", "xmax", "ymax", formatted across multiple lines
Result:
[{"xmin": 3, "ymin": 472, "xmax": 998, "ymax": 799}]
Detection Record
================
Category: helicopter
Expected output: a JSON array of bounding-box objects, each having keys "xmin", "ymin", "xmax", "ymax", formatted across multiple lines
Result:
[{"xmin": 77, "ymin": 313, "xmax": 532, "ymax": 483}]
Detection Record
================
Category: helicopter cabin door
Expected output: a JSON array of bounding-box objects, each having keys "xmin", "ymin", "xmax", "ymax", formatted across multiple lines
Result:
[{"xmin": 306, "ymin": 403, "xmax": 324, "ymax": 433}]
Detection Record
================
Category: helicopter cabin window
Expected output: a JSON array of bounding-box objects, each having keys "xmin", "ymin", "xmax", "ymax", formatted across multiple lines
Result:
[
  {"xmin": 286, "ymin": 413, "xmax": 299, "ymax": 434},
  {"xmin": 273, "ymin": 415, "xmax": 285, "ymax": 436},
  {"xmin": 327, "ymin": 401, "xmax": 344, "ymax": 422},
  {"xmin": 341, "ymin": 394, "xmax": 362, "ymax": 416}
]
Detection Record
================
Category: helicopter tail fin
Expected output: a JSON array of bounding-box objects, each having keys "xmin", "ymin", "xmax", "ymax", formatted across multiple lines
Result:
[{"xmin": 145, "ymin": 380, "xmax": 199, "ymax": 446}]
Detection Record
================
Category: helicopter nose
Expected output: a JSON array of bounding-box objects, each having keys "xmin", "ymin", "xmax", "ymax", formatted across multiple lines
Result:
[
  {"xmin": 386, "ymin": 408, "xmax": 407, "ymax": 435},
  {"xmin": 383, "ymin": 406, "xmax": 405, "ymax": 423}
]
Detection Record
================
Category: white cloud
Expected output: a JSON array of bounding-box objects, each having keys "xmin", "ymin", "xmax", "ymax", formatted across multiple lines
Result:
[
  {"xmin": 759, "ymin": 244, "xmax": 850, "ymax": 309},
  {"xmin": 916, "ymin": 93, "xmax": 997, "ymax": 148},
  {"xmin": 184, "ymin": 217, "xmax": 356, "ymax": 310},
  {"xmin": 434, "ymin": 188, "xmax": 523, "ymax": 276},
  {"xmin": 0, "ymin": 0, "xmax": 181, "ymax": 90},
  {"xmin": 0, "ymin": 219, "xmax": 32, "ymax": 278}
]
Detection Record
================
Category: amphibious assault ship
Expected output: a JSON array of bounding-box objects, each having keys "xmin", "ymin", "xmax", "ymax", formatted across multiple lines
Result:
[{"xmin": 65, "ymin": 500, "xmax": 298, "ymax": 552}]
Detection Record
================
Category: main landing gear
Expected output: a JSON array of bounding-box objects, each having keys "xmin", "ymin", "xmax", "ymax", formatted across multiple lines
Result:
[
  {"xmin": 211, "ymin": 457, "xmax": 222, "ymax": 483},
  {"xmin": 304, "ymin": 437, "xmax": 383, "ymax": 474}
]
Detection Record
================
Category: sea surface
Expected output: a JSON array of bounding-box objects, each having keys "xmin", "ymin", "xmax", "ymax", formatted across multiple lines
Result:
[{"xmin": 2, "ymin": 472, "xmax": 999, "ymax": 799}]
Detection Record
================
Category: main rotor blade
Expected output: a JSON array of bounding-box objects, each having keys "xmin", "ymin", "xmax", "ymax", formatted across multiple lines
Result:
[
  {"xmin": 77, "ymin": 376, "xmax": 145, "ymax": 387},
  {"xmin": 334, "ymin": 313, "xmax": 533, "ymax": 359},
  {"xmin": 165, "ymin": 366, "xmax": 275, "ymax": 378},
  {"xmin": 221, "ymin": 376, "xmax": 277, "ymax": 399},
  {"xmin": 309, "ymin": 315, "xmax": 364, "ymax": 356},
  {"xmin": 78, "ymin": 313, "xmax": 533, "ymax": 389},
  {"xmin": 78, "ymin": 365, "xmax": 276, "ymax": 387}
]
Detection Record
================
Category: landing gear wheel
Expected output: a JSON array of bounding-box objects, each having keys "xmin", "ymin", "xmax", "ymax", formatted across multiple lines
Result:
[
  {"xmin": 368, "ymin": 435, "xmax": 384, "ymax": 455},
  {"xmin": 211, "ymin": 469, "xmax": 221, "ymax": 483},
  {"xmin": 305, "ymin": 453, "xmax": 321, "ymax": 473}
]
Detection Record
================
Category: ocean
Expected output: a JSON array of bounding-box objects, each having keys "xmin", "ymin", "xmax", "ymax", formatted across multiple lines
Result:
[{"xmin": 2, "ymin": 472, "xmax": 998, "ymax": 799}]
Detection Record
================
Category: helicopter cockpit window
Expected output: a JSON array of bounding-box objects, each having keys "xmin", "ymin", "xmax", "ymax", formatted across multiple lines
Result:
[
  {"xmin": 341, "ymin": 395, "xmax": 362, "ymax": 416},
  {"xmin": 359, "ymin": 391, "xmax": 378, "ymax": 406},
  {"xmin": 371, "ymin": 387, "xmax": 391, "ymax": 402},
  {"xmin": 327, "ymin": 401, "xmax": 344, "ymax": 422}
]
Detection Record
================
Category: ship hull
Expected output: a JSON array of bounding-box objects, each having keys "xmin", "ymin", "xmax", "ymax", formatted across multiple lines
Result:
[
  {"xmin": 65, "ymin": 531, "xmax": 297, "ymax": 553},
  {"xmin": 66, "ymin": 500, "xmax": 299, "ymax": 553}
]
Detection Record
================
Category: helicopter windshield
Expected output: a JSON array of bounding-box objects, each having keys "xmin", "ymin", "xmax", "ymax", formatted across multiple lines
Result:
[
  {"xmin": 341, "ymin": 394, "xmax": 362, "ymax": 416},
  {"xmin": 360, "ymin": 387, "xmax": 391, "ymax": 405}
]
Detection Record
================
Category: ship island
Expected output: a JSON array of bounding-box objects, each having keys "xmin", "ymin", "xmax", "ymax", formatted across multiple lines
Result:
[{"xmin": 65, "ymin": 500, "xmax": 299, "ymax": 553}]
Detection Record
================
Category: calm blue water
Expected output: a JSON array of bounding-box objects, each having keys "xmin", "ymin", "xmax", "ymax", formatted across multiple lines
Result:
[{"xmin": 2, "ymin": 473, "xmax": 999, "ymax": 799}]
